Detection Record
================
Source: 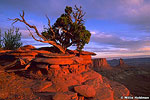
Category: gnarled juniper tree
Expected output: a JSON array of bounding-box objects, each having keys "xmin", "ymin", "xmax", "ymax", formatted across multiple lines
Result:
[{"xmin": 10, "ymin": 5, "xmax": 91, "ymax": 53}]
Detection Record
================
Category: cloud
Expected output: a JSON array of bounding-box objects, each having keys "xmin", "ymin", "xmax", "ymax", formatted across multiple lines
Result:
[
  {"xmin": 90, "ymin": 31, "xmax": 96, "ymax": 35},
  {"xmin": 1, "ymin": 0, "xmax": 150, "ymax": 30},
  {"xmin": 90, "ymin": 31, "xmax": 150, "ymax": 51},
  {"xmin": 0, "ymin": 0, "xmax": 150, "ymax": 59}
]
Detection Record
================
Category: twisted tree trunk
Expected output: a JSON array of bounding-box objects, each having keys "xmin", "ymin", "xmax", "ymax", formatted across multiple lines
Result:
[{"xmin": 9, "ymin": 11, "xmax": 66, "ymax": 53}]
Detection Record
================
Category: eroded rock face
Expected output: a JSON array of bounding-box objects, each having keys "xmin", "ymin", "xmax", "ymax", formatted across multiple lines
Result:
[
  {"xmin": 119, "ymin": 58, "xmax": 125, "ymax": 66},
  {"xmin": 74, "ymin": 85, "xmax": 96, "ymax": 97},
  {"xmin": 92, "ymin": 58, "xmax": 112, "ymax": 71},
  {"xmin": 0, "ymin": 46, "xmax": 131, "ymax": 100},
  {"xmin": 116, "ymin": 58, "xmax": 129, "ymax": 68}
]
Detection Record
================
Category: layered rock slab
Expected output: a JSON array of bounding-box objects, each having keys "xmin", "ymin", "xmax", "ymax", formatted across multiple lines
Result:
[
  {"xmin": 0, "ymin": 45, "xmax": 131, "ymax": 100},
  {"xmin": 74, "ymin": 85, "xmax": 96, "ymax": 97}
]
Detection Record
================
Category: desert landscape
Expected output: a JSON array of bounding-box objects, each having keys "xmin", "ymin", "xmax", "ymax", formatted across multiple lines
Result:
[
  {"xmin": 0, "ymin": 45, "xmax": 149, "ymax": 100},
  {"xmin": 93, "ymin": 58, "xmax": 150, "ymax": 97},
  {"xmin": 0, "ymin": 0, "xmax": 150, "ymax": 100},
  {"xmin": 0, "ymin": 45, "xmax": 130, "ymax": 100}
]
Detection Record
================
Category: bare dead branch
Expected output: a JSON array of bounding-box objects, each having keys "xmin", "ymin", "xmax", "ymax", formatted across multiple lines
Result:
[
  {"xmin": 26, "ymin": 27, "xmax": 44, "ymax": 42},
  {"xmin": 9, "ymin": 11, "xmax": 66, "ymax": 53},
  {"xmin": 26, "ymin": 27, "xmax": 65, "ymax": 53},
  {"xmin": 46, "ymin": 15, "xmax": 55, "ymax": 39},
  {"xmin": 9, "ymin": 11, "xmax": 47, "ymax": 41}
]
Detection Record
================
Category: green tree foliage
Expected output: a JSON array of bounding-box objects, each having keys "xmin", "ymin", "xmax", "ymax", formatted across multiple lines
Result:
[
  {"xmin": 42, "ymin": 6, "xmax": 91, "ymax": 51},
  {"xmin": 3, "ymin": 28, "xmax": 22, "ymax": 50}
]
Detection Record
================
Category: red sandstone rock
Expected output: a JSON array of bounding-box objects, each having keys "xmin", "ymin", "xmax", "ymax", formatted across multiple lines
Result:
[
  {"xmin": 92, "ymin": 58, "xmax": 112, "ymax": 71},
  {"xmin": 80, "ymin": 51, "xmax": 96, "ymax": 55},
  {"xmin": 78, "ymin": 96, "xmax": 84, "ymax": 100},
  {"xmin": 34, "ymin": 57, "xmax": 74, "ymax": 65},
  {"xmin": 18, "ymin": 45, "xmax": 36, "ymax": 50},
  {"xmin": 32, "ymin": 81, "xmax": 52, "ymax": 92},
  {"xmin": 33, "ymin": 50, "xmax": 51, "ymax": 54},
  {"xmin": 53, "ymin": 91, "xmax": 78, "ymax": 100},
  {"xmin": 35, "ymin": 70, "xmax": 43, "ymax": 76},
  {"xmin": 49, "ymin": 65, "xmax": 60, "ymax": 69},
  {"xmin": 72, "ymin": 56, "xmax": 83, "ymax": 64},
  {"xmin": 69, "ymin": 64, "xmax": 79, "ymax": 73},
  {"xmin": 36, "ymin": 64, "xmax": 49, "ymax": 70},
  {"xmin": 0, "ymin": 50, "xmax": 11, "ymax": 53},
  {"xmin": 37, "ymin": 53, "xmax": 75, "ymax": 58},
  {"xmin": 78, "ymin": 65, "xmax": 86, "ymax": 73},
  {"xmin": 0, "ymin": 46, "xmax": 131, "ymax": 100},
  {"xmin": 67, "ymin": 49, "xmax": 96, "ymax": 55},
  {"xmin": 83, "ymin": 77, "xmax": 103, "ymax": 89},
  {"xmin": 19, "ymin": 58, "xmax": 26, "ymax": 65},
  {"xmin": 93, "ymin": 85, "xmax": 114, "ymax": 100},
  {"xmin": 61, "ymin": 65, "xmax": 70, "ymax": 74},
  {"xmin": 8, "ymin": 50, "xmax": 38, "ymax": 57},
  {"xmin": 79, "ymin": 55, "xmax": 92, "ymax": 64},
  {"xmin": 1, "ymin": 50, "xmax": 38, "ymax": 63},
  {"xmin": 74, "ymin": 85, "xmax": 96, "ymax": 97},
  {"xmin": 107, "ymin": 79, "xmax": 130, "ymax": 100},
  {"xmin": 82, "ymin": 70, "xmax": 103, "ymax": 83}
]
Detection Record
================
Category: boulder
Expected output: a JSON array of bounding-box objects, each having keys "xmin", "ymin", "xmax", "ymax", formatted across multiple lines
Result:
[
  {"xmin": 92, "ymin": 85, "xmax": 114, "ymax": 100},
  {"xmin": 83, "ymin": 77, "xmax": 103, "ymax": 89},
  {"xmin": 82, "ymin": 70, "xmax": 103, "ymax": 83},
  {"xmin": 74, "ymin": 85, "xmax": 96, "ymax": 97}
]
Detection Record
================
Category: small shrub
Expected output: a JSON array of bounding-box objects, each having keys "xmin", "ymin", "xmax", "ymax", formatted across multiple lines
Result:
[{"xmin": 3, "ymin": 28, "xmax": 22, "ymax": 50}]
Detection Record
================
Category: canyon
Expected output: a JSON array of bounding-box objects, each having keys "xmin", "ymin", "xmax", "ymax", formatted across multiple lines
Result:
[{"xmin": 0, "ymin": 45, "xmax": 131, "ymax": 100}]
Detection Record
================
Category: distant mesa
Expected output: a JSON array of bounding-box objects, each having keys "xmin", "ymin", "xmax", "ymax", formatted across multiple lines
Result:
[
  {"xmin": 119, "ymin": 58, "xmax": 125, "ymax": 65},
  {"xmin": 116, "ymin": 58, "xmax": 129, "ymax": 68},
  {"xmin": 92, "ymin": 58, "xmax": 112, "ymax": 71}
]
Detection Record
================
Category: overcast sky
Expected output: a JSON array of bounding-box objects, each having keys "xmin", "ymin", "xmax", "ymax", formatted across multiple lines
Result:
[{"xmin": 0, "ymin": 0, "xmax": 150, "ymax": 59}]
